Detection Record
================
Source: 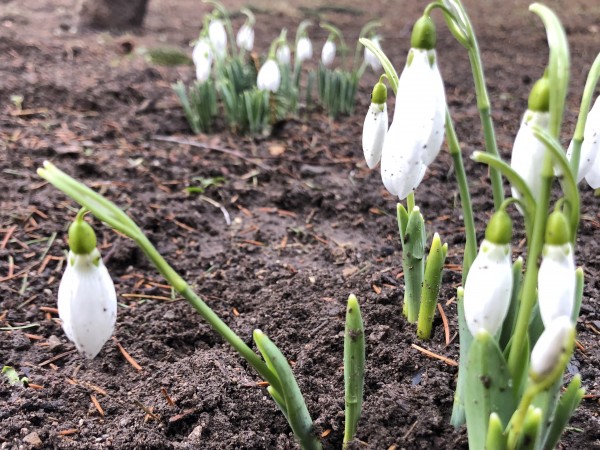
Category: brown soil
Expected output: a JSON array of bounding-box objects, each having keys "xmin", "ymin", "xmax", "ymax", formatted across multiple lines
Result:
[{"xmin": 1, "ymin": 0, "xmax": 600, "ymax": 449}]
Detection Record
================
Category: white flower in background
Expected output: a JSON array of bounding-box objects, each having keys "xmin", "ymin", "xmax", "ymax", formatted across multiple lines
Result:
[
  {"xmin": 364, "ymin": 36, "xmax": 383, "ymax": 71},
  {"xmin": 362, "ymin": 79, "xmax": 388, "ymax": 168},
  {"xmin": 296, "ymin": 36, "xmax": 313, "ymax": 63},
  {"xmin": 380, "ymin": 48, "xmax": 446, "ymax": 199},
  {"xmin": 567, "ymin": 96, "xmax": 600, "ymax": 188},
  {"xmin": 464, "ymin": 239, "xmax": 513, "ymax": 337},
  {"xmin": 209, "ymin": 18, "xmax": 227, "ymax": 58},
  {"xmin": 257, "ymin": 59, "xmax": 281, "ymax": 93},
  {"xmin": 236, "ymin": 23, "xmax": 255, "ymax": 52},
  {"xmin": 321, "ymin": 39, "xmax": 336, "ymax": 67},
  {"xmin": 530, "ymin": 316, "xmax": 574, "ymax": 380},
  {"xmin": 277, "ymin": 43, "xmax": 291, "ymax": 65},
  {"xmin": 510, "ymin": 109, "xmax": 550, "ymax": 203},
  {"xmin": 192, "ymin": 38, "xmax": 213, "ymax": 83}
]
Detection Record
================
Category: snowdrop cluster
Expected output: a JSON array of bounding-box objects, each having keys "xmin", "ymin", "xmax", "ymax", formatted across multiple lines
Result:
[{"xmin": 361, "ymin": 16, "xmax": 446, "ymax": 200}]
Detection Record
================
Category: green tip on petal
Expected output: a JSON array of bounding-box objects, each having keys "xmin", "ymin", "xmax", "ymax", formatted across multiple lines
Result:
[
  {"xmin": 545, "ymin": 209, "xmax": 570, "ymax": 245},
  {"xmin": 68, "ymin": 212, "xmax": 97, "ymax": 255},
  {"xmin": 371, "ymin": 80, "xmax": 387, "ymax": 105},
  {"xmin": 528, "ymin": 76, "xmax": 550, "ymax": 112},
  {"xmin": 411, "ymin": 15, "xmax": 436, "ymax": 50},
  {"xmin": 485, "ymin": 210, "xmax": 513, "ymax": 245}
]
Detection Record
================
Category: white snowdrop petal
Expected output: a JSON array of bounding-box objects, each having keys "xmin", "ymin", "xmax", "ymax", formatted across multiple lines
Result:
[
  {"xmin": 58, "ymin": 250, "xmax": 117, "ymax": 359},
  {"xmin": 379, "ymin": 48, "xmax": 446, "ymax": 199},
  {"xmin": 276, "ymin": 44, "xmax": 291, "ymax": 65},
  {"xmin": 464, "ymin": 240, "xmax": 513, "ymax": 336},
  {"xmin": 257, "ymin": 59, "xmax": 281, "ymax": 93},
  {"xmin": 236, "ymin": 24, "xmax": 254, "ymax": 51},
  {"xmin": 510, "ymin": 110, "xmax": 550, "ymax": 203},
  {"xmin": 568, "ymin": 96, "xmax": 600, "ymax": 183},
  {"xmin": 321, "ymin": 40, "xmax": 336, "ymax": 67},
  {"xmin": 195, "ymin": 59, "xmax": 212, "ymax": 83},
  {"xmin": 362, "ymin": 103, "xmax": 388, "ymax": 169},
  {"xmin": 364, "ymin": 38, "xmax": 382, "ymax": 70},
  {"xmin": 538, "ymin": 244, "xmax": 576, "ymax": 327},
  {"xmin": 296, "ymin": 37, "xmax": 313, "ymax": 63},
  {"xmin": 209, "ymin": 19, "xmax": 227, "ymax": 58},
  {"xmin": 530, "ymin": 316, "xmax": 574, "ymax": 378},
  {"xmin": 192, "ymin": 39, "xmax": 212, "ymax": 67}
]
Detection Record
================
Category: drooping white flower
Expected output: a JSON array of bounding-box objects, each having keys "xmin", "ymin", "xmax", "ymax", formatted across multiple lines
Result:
[
  {"xmin": 362, "ymin": 79, "xmax": 388, "ymax": 169},
  {"xmin": 58, "ymin": 249, "xmax": 117, "ymax": 359},
  {"xmin": 538, "ymin": 243, "xmax": 576, "ymax": 327},
  {"xmin": 257, "ymin": 59, "xmax": 281, "ymax": 93},
  {"xmin": 296, "ymin": 36, "xmax": 313, "ymax": 63},
  {"xmin": 530, "ymin": 316, "xmax": 574, "ymax": 380},
  {"xmin": 464, "ymin": 239, "xmax": 513, "ymax": 337},
  {"xmin": 380, "ymin": 48, "xmax": 446, "ymax": 199},
  {"xmin": 510, "ymin": 109, "xmax": 550, "ymax": 203},
  {"xmin": 567, "ymin": 96, "xmax": 600, "ymax": 188},
  {"xmin": 236, "ymin": 23, "xmax": 254, "ymax": 52},
  {"xmin": 321, "ymin": 39, "xmax": 336, "ymax": 67},
  {"xmin": 192, "ymin": 38, "xmax": 213, "ymax": 83},
  {"xmin": 277, "ymin": 43, "xmax": 291, "ymax": 65},
  {"xmin": 364, "ymin": 36, "xmax": 382, "ymax": 71},
  {"xmin": 209, "ymin": 19, "xmax": 227, "ymax": 58}
]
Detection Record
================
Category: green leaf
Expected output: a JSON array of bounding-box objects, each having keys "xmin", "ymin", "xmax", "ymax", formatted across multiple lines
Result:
[
  {"xmin": 541, "ymin": 374, "xmax": 584, "ymax": 449},
  {"xmin": 344, "ymin": 294, "xmax": 365, "ymax": 447},
  {"xmin": 417, "ymin": 234, "xmax": 448, "ymax": 340},
  {"xmin": 253, "ymin": 330, "xmax": 322, "ymax": 450},
  {"xmin": 464, "ymin": 331, "xmax": 516, "ymax": 449},
  {"xmin": 2, "ymin": 366, "xmax": 28, "ymax": 386}
]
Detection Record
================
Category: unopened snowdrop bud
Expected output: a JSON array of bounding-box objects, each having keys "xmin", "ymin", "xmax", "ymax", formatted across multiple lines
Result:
[
  {"xmin": 538, "ymin": 210, "xmax": 575, "ymax": 327},
  {"xmin": 530, "ymin": 316, "xmax": 574, "ymax": 382},
  {"xmin": 567, "ymin": 96, "xmax": 600, "ymax": 187},
  {"xmin": 277, "ymin": 43, "xmax": 291, "ymax": 65},
  {"xmin": 236, "ymin": 23, "xmax": 254, "ymax": 52},
  {"xmin": 296, "ymin": 36, "xmax": 313, "ymax": 63},
  {"xmin": 257, "ymin": 59, "xmax": 281, "ymax": 93},
  {"xmin": 321, "ymin": 39, "xmax": 336, "ymax": 67},
  {"xmin": 58, "ymin": 213, "xmax": 117, "ymax": 359},
  {"xmin": 362, "ymin": 78, "xmax": 388, "ymax": 168},
  {"xmin": 364, "ymin": 36, "xmax": 382, "ymax": 71},
  {"xmin": 510, "ymin": 76, "xmax": 550, "ymax": 204},
  {"xmin": 209, "ymin": 18, "xmax": 227, "ymax": 58},
  {"xmin": 380, "ymin": 15, "xmax": 446, "ymax": 199},
  {"xmin": 464, "ymin": 210, "xmax": 513, "ymax": 337}
]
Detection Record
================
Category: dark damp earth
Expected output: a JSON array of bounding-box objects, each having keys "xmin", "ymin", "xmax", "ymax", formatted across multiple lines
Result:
[{"xmin": 1, "ymin": 0, "xmax": 600, "ymax": 449}]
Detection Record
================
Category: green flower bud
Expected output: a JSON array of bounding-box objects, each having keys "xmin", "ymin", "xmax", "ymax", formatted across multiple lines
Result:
[
  {"xmin": 485, "ymin": 210, "xmax": 513, "ymax": 245},
  {"xmin": 371, "ymin": 79, "xmax": 387, "ymax": 105},
  {"xmin": 411, "ymin": 16, "xmax": 436, "ymax": 50},
  {"xmin": 528, "ymin": 76, "xmax": 550, "ymax": 112},
  {"xmin": 545, "ymin": 209, "xmax": 570, "ymax": 245},
  {"xmin": 68, "ymin": 212, "xmax": 97, "ymax": 255}
]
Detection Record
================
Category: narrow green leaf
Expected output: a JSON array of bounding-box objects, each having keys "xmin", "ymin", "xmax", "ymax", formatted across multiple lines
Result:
[
  {"xmin": 417, "ymin": 234, "xmax": 447, "ymax": 340},
  {"xmin": 485, "ymin": 412, "xmax": 507, "ymax": 450},
  {"xmin": 541, "ymin": 374, "xmax": 584, "ymax": 449}
]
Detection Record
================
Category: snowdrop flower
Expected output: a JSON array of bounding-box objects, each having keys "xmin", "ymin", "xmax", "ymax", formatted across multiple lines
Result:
[
  {"xmin": 530, "ymin": 316, "xmax": 574, "ymax": 381},
  {"xmin": 296, "ymin": 36, "xmax": 313, "ymax": 63},
  {"xmin": 538, "ymin": 210, "xmax": 575, "ymax": 327},
  {"xmin": 236, "ymin": 23, "xmax": 254, "ymax": 52},
  {"xmin": 58, "ymin": 213, "xmax": 117, "ymax": 359},
  {"xmin": 257, "ymin": 59, "xmax": 281, "ymax": 93},
  {"xmin": 192, "ymin": 38, "xmax": 212, "ymax": 83},
  {"xmin": 364, "ymin": 36, "xmax": 382, "ymax": 71},
  {"xmin": 209, "ymin": 18, "xmax": 227, "ymax": 58},
  {"xmin": 380, "ymin": 16, "xmax": 446, "ymax": 199},
  {"xmin": 277, "ymin": 43, "xmax": 291, "ymax": 65},
  {"xmin": 362, "ymin": 77, "xmax": 388, "ymax": 168},
  {"xmin": 321, "ymin": 39, "xmax": 336, "ymax": 67},
  {"xmin": 567, "ymin": 96, "xmax": 600, "ymax": 187},
  {"xmin": 464, "ymin": 210, "xmax": 513, "ymax": 337},
  {"xmin": 510, "ymin": 76, "xmax": 550, "ymax": 203}
]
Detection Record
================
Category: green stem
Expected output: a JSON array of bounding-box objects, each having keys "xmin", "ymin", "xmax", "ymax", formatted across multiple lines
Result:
[{"xmin": 507, "ymin": 152, "xmax": 553, "ymax": 386}]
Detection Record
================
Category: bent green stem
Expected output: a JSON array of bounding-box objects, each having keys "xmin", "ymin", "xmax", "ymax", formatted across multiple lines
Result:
[{"xmin": 38, "ymin": 161, "xmax": 281, "ymax": 393}]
